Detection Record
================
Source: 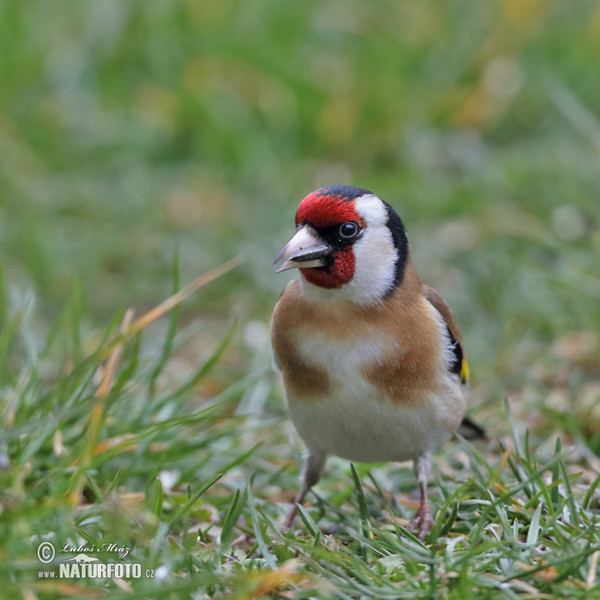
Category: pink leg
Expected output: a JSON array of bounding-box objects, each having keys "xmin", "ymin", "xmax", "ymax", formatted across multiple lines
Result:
[
  {"xmin": 283, "ymin": 451, "xmax": 326, "ymax": 529},
  {"xmin": 405, "ymin": 453, "xmax": 434, "ymax": 540}
]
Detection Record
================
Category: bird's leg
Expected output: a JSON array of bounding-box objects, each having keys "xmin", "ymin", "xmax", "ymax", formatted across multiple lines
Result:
[
  {"xmin": 283, "ymin": 451, "xmax": 326, "ymax": 529},
  {"xmin": 406, "ymin": 452, "xmax": 434, "ymax": 540}
]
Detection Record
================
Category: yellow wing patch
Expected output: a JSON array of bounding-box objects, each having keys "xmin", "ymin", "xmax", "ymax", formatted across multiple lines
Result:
[{"xmin": 460, "ymin": 357, "xmax": 469, "ymax": 384}]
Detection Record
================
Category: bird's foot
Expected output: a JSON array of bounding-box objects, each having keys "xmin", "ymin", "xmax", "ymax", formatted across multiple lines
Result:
[
  {"xmin": 281, "ymin": 502, "xmax": 300, "ymax": 531},
  {"xmin": 405, "ymin": 503, "xmax": 434, "ymax": 540}
]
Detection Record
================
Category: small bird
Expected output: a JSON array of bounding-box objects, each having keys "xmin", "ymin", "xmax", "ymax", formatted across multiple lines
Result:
[{"xmin": 271, "ymin": 185, "xmax": 474, "ymax": 539}]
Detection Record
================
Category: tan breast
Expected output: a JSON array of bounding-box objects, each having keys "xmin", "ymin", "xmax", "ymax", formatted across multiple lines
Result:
[{"xmin": 271, "ymin": 259, "xmax": 448, "ymax": 407}]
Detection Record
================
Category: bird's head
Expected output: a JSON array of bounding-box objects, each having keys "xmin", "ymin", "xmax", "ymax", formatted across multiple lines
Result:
[{"xmin": 275, "ymin": 185, "xmax": 409, "ymax": 304}]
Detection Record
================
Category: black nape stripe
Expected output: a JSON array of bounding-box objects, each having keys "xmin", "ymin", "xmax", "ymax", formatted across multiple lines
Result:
[{"xmin": 382, "ymin": 201, "xmax": 409, "ymax": 295}]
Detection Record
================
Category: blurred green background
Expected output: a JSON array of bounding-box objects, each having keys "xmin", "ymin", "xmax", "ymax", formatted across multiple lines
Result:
[{"xmin": 1, "ymin": 0, "xmax": 599, "ymax": 433}]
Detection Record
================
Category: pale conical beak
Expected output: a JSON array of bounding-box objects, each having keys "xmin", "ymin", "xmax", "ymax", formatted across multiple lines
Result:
[{"xmin": 274, "ymin": 225, "xmax": 330, "ymax": 273}]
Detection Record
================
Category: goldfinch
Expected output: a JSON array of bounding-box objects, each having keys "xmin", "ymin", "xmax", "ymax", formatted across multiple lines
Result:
[{"xmin": 271, "ymin": 185, "xmax": 473, "ymax": 539}]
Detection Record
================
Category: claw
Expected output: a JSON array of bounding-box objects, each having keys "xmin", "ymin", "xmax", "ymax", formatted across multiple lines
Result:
[{"xmin": 405, "ymin": 502, "xmax": 434, "ymax": 540}]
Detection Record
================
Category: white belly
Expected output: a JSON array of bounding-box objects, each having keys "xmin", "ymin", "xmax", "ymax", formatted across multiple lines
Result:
[
  {"xmin": 285, "ymin": 329, "xmax": 458, "ymax": 463},
  {"xmin": 288, "ymin": 385, "xmax": 452, "ymax": 463}
]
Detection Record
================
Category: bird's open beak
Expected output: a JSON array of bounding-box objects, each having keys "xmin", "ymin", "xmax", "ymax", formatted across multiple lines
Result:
[{"xmin": 274, "ymin": 226, "xmax": 330, "ymax": 273}]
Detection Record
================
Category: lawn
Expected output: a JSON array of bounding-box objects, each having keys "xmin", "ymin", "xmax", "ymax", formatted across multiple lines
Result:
[{"xmin": 1, "ymin": 1, "xmax": 599, "ymax": 598}]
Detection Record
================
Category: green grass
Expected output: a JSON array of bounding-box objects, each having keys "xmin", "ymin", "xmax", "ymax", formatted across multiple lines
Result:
[
  {"xmin": 1, "ymin": 1, "xmax": 600, "ymax": 598},
  {"xmin": 0, "ymin": 277, "xmax": 599, "ymax": 598}
]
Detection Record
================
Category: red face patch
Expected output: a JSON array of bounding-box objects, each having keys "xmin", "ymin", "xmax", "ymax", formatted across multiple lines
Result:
[
  {"xmin": 295, "ymin": 191, "xmax": 364, "ymax": 228},
  {"xmin": 295, "ymin": 191, "xmax": 363, "ymax": 289},
  {"xmin": 301, "ymin": 247, "xmax": 355, "ymax": 288}
]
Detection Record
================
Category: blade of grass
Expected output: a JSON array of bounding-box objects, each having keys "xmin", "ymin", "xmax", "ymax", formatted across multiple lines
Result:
[
  {"xmin": 70, "ymin": 277, "xmax": 83, "ymax": 364},
  {"xmin": 586, "ymin": 550, "xmax": 599, "ymax": 591},
  {"xmin": 247, "ymin": 480, "xmax": 277, "ymax": 568},
  {"xmin": 457, "ymin": 434, "xmax": 497, "ymax": 479},
  {"xmin": 498, "ymin": 439, "xmax": 526, "ymax": 487},
  {"xmin": 437, "ymin": 500, "xmax": 459, "ymax": 538},
  {"xmin": 583, "ymin": 472, "xmax": 600, "ymax": 510},
  {"xmin": 176, "ymin": 319, "xmax": 238, "ymax": 398},
  {"xmin": 67, "ymin": 308, "xmax": 134, "ymax": 504},
  {"xmin": 97, "ymin": 255, "xmax": 243, "ymax": 361},
  {"xmin": 350, "ymin": 463, "xmax": 372, "ymax": 540},
  {"xmin": 297, "ymin": 504, "xmax": 321, "ymax": 542},
  {"xmin": 526, "ymin": 502, "xmax": 543, "ymax": 547},
  {"xmin": 558, "ymin": 456, "xmax": 579, "ymax": 525},
  {"xmin": 219, "ymin": 443, "xmax": 262, "ymax": 477},
  {"xmin": 168, "ymin": 472, "xmax": 224, "ymax": 526},
  {"xmin": 0, "ymin": 307, "xmax": 20, "ymax": 388},
  {"xmin": 220, "ymin": 487, "xmax": 248, "ymax": 547},
  {"xmin": 505, "ymin": 398, "xmax": 525, "ymax": 459},
  {"xmin": 149, "ymin": 249, "xmax": 181, "ymax": 399},
  {"xmin": 114, "ymin": 330, "xmax": 141, "ymax": 393},
  {"xmin": 85, "ymin": 474, "xmax": 104, "ymax": 503},
  {"xmin": 551, "ymin": 437, "xmax": 561, "ymax": 508},
  {"xmin": 44, "ymin": 256, "xmax": 243, "ymax": 398},
  {"xmin": 153, "ymin": 477, "xmax": 164, "ymax": 518}
]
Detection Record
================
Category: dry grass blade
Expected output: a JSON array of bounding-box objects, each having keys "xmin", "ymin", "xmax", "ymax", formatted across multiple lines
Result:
[
  {"xmin": 587, "ymin": 550, "xmax": 599, "ymax": 590},
  {"xmin": 97, "ymin": 308, "xmax": 136, "ymax": 398},
  {"xmin": 97, "ymin": 255, "xmax": 244, "ymax": 361},
  {"xmin": 68, "ymin": 309, "xmax": 135, "ymax": 503},
  {"xmin": 66, "ymin": 257, "xmax": 242, "ymax": 504}
]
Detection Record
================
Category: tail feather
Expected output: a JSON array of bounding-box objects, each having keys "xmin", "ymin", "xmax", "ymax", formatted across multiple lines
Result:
[{"xmin": 457, "ymin": 415, "xmax": 487, "ymax": 440}]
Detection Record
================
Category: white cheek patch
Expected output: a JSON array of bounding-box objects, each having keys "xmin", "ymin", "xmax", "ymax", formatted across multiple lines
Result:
[
  {"xmin": 346, "ymin": 195, "xmax": 398, "ymax": 304},
  {"xmin": 354, "ymin": 194, "xmax": 389, "ymax": 226}
]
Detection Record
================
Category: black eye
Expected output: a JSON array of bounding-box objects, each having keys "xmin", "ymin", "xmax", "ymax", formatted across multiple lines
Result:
[{"xmin": 339, "ymin": 222, "xmax": 359, "ymax": 240}]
